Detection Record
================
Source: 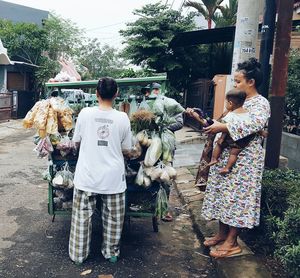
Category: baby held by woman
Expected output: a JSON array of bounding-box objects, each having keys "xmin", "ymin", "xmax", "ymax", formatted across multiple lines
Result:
[{"xmin": 208, "ymin": 89, "xmax": 267, "ymax": 175}]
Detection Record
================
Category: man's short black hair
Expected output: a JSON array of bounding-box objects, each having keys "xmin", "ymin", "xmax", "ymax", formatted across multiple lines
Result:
[
  {"xmin": 96, "ymin": 77, "xmax": 118, "ymax": 100},
  {"xmin": 226, "ymin": 89, "xmax": 247, "ymax": 107}
]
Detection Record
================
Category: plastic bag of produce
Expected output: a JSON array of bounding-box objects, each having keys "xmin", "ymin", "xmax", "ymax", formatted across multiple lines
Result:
[
  {"xmin": 33, "ymin": 100, "xmax": 50, "ymax": 137},
  {"xmin": 46, "ymin": 106, "xmax": 58, "ymax": 135},
  {"xmin": 135, "ymin": 164, "xmax": 145, "ymax": 186},
  {"xmin": 129, "ymin": 97, "xmax": 138, "ymax": 117},
  {"xmin": 148, "ymin": 163, "xmax": 163, "ymax": 181},
  {"xmin": 138, "ymin": 96, "xmax": 150, "ymax": 111},
  {"xmin": 57, "ymin": 107, "xmax": 73, "ymax": 131},
  {"xmin": 23, "ymin": 101, "xmax": 42, "ymax": 129},
  {"xmin": 163, "ymin": 96, "xmax": 185, "ymax": 117},
  {"xmin": 120, "ymin": 98, "xmax": 130, "ymax": 115},
  {"xmin": 34, "ymin": 136, "xmax": 54, "ymax": 158},
  {"xmin": 155, "ymin": 187, "xmax": 168, "ymax": 219},
  {"xmin": 144, "ymin": 133, "xmax": 162, "ymax": 167},
  {"xmin": 52, "ymin": 162, "xmax": 74, "ymax": 189},
  {"xmin": 151, "ymin": 95, "xmax": 164, "ymax": 116},
  {"xmin": 136, "ymin": 130, "xmax": 151, "ymax": 147},
  {"xmin": 161, "ymin": 128, "xmax": 176, "ymax": 163},
  {"xmin": 56, "ymin": 135, "xmax": 76, "ymax": 157}
]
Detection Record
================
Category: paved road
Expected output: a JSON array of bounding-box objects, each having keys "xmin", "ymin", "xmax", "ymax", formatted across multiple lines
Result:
[{"xmin": 0, "ymin": 126, "xmax": 215, "ymax": 278}]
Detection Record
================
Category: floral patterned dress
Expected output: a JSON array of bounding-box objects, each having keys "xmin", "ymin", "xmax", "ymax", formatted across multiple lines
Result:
[{"xmin": 201, "ymin": 95, "xmax": 270, "ymax": 228}]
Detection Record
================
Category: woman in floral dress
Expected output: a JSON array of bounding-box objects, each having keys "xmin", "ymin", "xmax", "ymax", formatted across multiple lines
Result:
[{"xmin": 187, "ymin": 58, "xmax": 270, "ymax": 257}]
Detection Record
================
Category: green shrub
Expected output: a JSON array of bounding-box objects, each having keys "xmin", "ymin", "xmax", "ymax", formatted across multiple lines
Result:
[{"xmin": 242, "ymin": 169, "xmax": 300, "ymax": 276}]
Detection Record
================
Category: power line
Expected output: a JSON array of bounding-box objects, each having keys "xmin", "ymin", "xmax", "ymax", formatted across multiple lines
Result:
[{"xmin": 86, "ymin": 21, "xmax": 126, "ymax": 31}]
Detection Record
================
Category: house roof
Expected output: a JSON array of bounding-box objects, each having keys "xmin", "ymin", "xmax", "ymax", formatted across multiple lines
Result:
[
  {"xmin": 169, "ymin": 26, "xmax": 236, "ymax": 48},
  {"xmin": 0, "ymin": 0, "xmax": 48, "ymax": 26}
]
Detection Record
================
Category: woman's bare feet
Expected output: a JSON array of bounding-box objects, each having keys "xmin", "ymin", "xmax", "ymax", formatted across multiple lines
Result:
[{"xmin": 203, "ymin": 235, "xmax": 226, "ymax": 247}]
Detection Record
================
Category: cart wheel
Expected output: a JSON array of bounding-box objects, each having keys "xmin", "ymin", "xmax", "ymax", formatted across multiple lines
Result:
[{"xmin": 152, "ymin": 216, "xmax": 159, "ymax": 232}]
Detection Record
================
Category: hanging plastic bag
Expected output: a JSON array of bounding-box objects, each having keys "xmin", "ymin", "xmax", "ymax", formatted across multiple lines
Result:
[
  {"xmin": 161, "ymin": 128, "xmax": 176, "ymax": 163},
  {"xmin": 155, "ymin": 187, "xmax": 168, "ymax": 219},
  {"xmin": 34, "ymin": 136, "xmax": 54, "ymax": 158},
  {"xmin": 23, "ymin": 101, "xmax": 42, "ymax": 129},
  {"xmin": 56, "ymin": 135, "xmax": 76, "ymax": 157},
  {"xmin": 129, "ymin": 97, "xmax": 138, "ymax": 117},
  {"xmin": 135, "ymin": 164, "xmax": 145, "ymax": 186},
  {"xmin": 120, "ymin": 98, "xmax": 130, "ymax": 115},
  {"xmin": 52, "ymin": 162, "xmax": 74, "ymax": 189},
  {"xmin": 162, "ymin": 96, "xmax": 185, "ymax": 117},
  {"xmin": 151, "ymin": 95, "xmax": 164, "ymax": 116},
  {"xmin": 138, "ymin": 96, "xmax": 150, "ymax": 111},
  {"xmin": 144, "ymin": 133, "xmax": 162, "ymax": 167}
]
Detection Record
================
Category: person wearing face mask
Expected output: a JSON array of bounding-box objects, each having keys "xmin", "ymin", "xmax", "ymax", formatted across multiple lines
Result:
[{"xmin": 186, "ymin": 58, "xmax": 270, "ymax": 258}]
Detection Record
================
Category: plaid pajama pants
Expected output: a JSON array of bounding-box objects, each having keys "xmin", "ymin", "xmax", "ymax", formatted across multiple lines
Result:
[{"xmin": 69, "ymin": 188, "xmax": 125, "ymax": 263}]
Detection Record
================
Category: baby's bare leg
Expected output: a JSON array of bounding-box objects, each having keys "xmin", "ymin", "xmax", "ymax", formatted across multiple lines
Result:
[
  {"xmin": 219, "ymin": 148, "xmax": 242, "ymax": 175},
  {"xmin": 208, "ymin": 133, "xmax": 226, "ymax": 166},
  {"xmin": 208, "ymin": 144, "xmax": 223, "ymax": 166}
]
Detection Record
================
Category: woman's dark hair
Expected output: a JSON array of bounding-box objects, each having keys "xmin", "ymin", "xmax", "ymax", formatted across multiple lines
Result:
[
  {"xmin": 236, "ymin": 58, "xmax": 263, "ymax": 88},
  {"xmin": 226, "ymin": 89, "xmax": 247, "ymax": 107},
  {"xmin": 96, "ymin": 77, "xmax": 118, "ymax": 100}
]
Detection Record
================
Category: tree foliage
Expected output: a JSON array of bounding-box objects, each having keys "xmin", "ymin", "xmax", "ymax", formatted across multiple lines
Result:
[
  {"xmin": 43, "ymin": 13, "xmax": 83, "ymax": 61},
  {"xmin": 77, "ymin": 38, "xmax": 126, "ymax": 80},
  {"xmin": 284, "ymin": 49, "xmax": 300, "ymax": 134},
  {"xmin": 0, "ymin": 19, "xmax": 47, "ymax": 65},
  {"xmin": 184, "ymin": 0, "xmax": 224, "ymax": 29},
  {"xmin": 120, "ymin": 3, "xmax": 195, "ymax": 72},
  {"xmin": 213, "ymin": 0, "xmax": 238, "ymax": 27}
]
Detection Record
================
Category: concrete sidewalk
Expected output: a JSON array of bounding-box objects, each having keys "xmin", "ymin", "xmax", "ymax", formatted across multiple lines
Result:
[
  {"xmin": 0, "ymin": 119, "xmax": 24, "ymax": 140},
  {"xmin": 173, "ymin": 128, "xmax": 272, "ymax": 278}
]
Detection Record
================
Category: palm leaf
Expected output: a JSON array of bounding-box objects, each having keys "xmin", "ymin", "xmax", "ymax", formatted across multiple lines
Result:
[{"xmin": 185, "ymin": 1, "xmax": 209, "ymax": 19}]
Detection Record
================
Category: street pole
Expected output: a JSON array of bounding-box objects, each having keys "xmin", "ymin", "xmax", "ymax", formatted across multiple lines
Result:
[
  {"xmin": 265, "ymin": 0, "xmax": 294, "ymax": 169},
  {"xmin": 259, "ymin": 0, "xmax": 277, "ymax": 98},
  {"xmin": 230, "ymin": 0, "xmax": 261, "ymax": 85}
]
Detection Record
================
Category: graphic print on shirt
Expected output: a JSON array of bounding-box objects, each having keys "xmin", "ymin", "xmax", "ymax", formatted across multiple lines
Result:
[{"xmin": 97, "ymin": 124, "xmax": 110, "ymax": 146}]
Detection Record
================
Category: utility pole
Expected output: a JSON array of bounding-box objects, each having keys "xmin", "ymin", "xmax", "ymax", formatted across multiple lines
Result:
[
  {"xmin": 230, "ymin": 0, "xmax": 261, "ymax": 84},
  {"xmin": 265, "ymin": 0, "xmax": 294, "ymax": 169},
  {"xmin": 259, "ymin": 0, "xmax": 277, "ymax": 98}
]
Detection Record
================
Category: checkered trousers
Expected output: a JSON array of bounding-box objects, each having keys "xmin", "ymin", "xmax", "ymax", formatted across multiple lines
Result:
[{"xmin": 69, "ymin": 188, "xmax": 125, "ymax": 263}]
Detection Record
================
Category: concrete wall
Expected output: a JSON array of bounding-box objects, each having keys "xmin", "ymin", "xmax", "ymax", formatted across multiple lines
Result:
[{"xmin": 280, "ymin": 132, "xmax": 300, "ymax": 170}]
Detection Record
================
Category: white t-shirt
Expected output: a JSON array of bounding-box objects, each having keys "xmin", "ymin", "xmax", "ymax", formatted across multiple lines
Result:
[
  {"xmin": 223, "ymin": 111, "xmax": 250, "ymax": 123},
  {"xmin": 72, "ymin": 106, "xmax": 132, "ymax": 194}
]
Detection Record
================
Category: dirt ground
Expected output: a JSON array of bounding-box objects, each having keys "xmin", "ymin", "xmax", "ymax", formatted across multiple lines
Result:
[{"xmin": 0, "ymin": 127, "xmax": 216, "ymax": 278}]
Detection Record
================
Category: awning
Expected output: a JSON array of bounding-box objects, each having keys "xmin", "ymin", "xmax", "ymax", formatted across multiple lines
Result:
[
  {"xmin": 169, "ymin": 26, "xmax": 236, "ymax": 48},
  {"xmin": 0, "ymin": 39, "xmax": 12, "ymax": 65}
]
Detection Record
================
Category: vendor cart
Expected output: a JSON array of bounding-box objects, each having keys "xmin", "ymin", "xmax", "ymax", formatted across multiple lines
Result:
[
  {"xmin": 47, "ymin": 151, "xmax": 161, "ymax": 232},
  {"xmin": 44, "ymin": 76, "xmax": 172, "ymax": 231}
]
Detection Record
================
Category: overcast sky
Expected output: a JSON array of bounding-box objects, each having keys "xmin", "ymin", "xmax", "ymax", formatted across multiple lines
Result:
[{"xmin": 3, "ymin": 0, "xmax": 229, "ymax": 48}]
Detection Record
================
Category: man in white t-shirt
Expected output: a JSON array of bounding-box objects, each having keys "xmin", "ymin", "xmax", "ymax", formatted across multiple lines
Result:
[{"xmin": 69, "ymin": 77, "xmax": 132, "ymax": 265}]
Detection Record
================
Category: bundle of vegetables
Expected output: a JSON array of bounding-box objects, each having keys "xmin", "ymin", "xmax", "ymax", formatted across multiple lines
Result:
[
  {"xmin": 23, "ymin": 97, "xmax": 73, "ymax": 138},
  {"xmin": 135, "ymin": 161, "xmax": 177, "ymax": 187},
  {"xmin": 130, "ymin": 109, "xmax": 156, "ymax": 135},
  {"xmin": 155, "ymin": 187, "xmax": 169, "ymax": 219},
  {"xmin": 152, "ymin": 95, "xmax": 185, "ymax": 128},
  {"xmin": 152, "ymin": 95, "xmax": 185, "ymax": 116},
  {"xmin": 161, "ymin": 128, "xmax": 176, "ymax": 163}
]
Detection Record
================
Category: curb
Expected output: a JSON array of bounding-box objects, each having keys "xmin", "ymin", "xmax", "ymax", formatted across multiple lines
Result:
[{"xmin": 173, "ymin": 167, "xmax": 272, "ymax": 278}]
